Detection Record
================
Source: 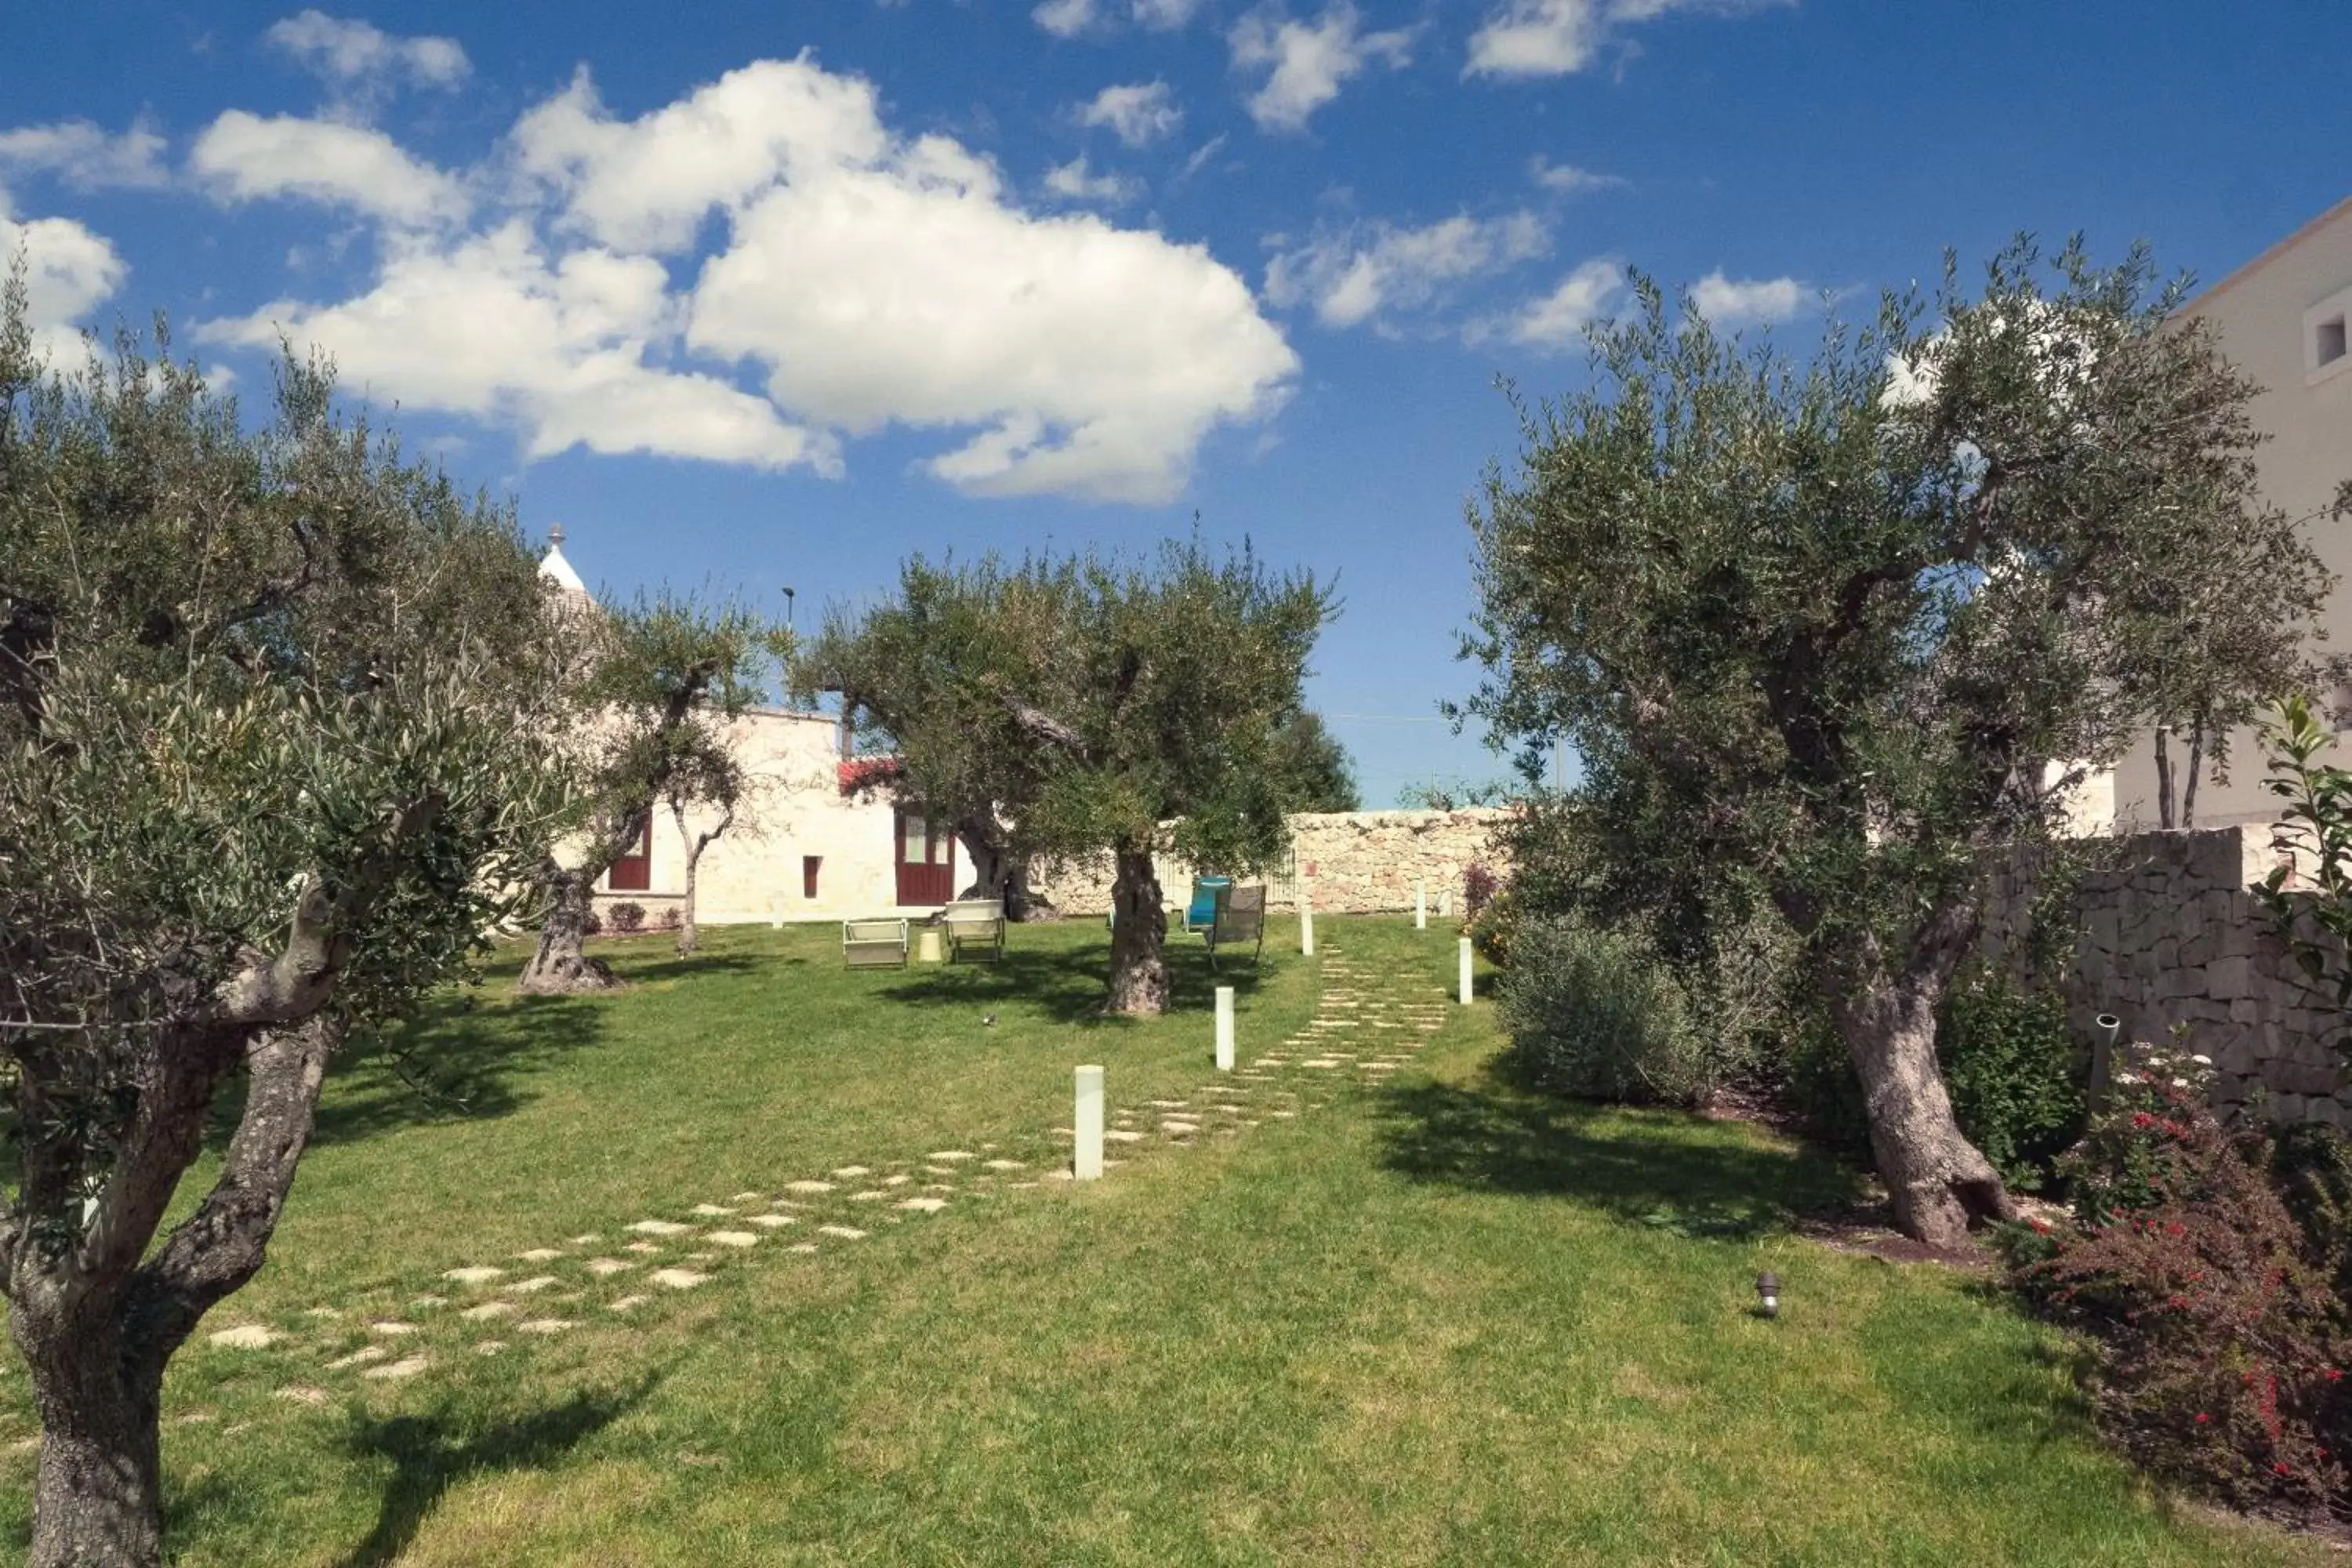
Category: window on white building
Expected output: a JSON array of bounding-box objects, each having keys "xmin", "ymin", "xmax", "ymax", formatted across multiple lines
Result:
[{"xmin": 2305, "ymin": 286, "xmax": 2352, "ymax": 383}]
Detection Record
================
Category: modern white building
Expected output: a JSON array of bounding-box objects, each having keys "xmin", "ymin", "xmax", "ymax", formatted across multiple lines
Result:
[
  {"xmin": 538, "ymin": 534, "xmax": 966, "ymax": 927},
  {"xmin": 2107, "ymin": 197, "xmax": 2352, "ymax": 829}
]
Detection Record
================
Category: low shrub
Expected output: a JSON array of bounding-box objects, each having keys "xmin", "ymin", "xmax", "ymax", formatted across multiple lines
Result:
[
  {"xmin": 1466, "ymin": 886, "xmax": 1519, "ymax": 967},
  {"xmin": 2002, "ymin": 1038, "xmax": 2352, "ymax": 1520},
  {"xmin": 1498, "ymin": 915, "xmax": 1715, "ymax": 1106},
  {"xmin": 655, "ymin": 906, "xmax": 681, "ymax": 931},
  {"xmin": 1777, "ymin": 1017, "xmax": 1874, "ymax": 1156},
  {"xmin": 1463, "ymin": 862, "xmax": 1500, "ymax": 924},
  {"xmin": 607, "ymin": 902, "xmax": 645, "ymax": 934},
  {"xmin": 1940, "ymin": 976, "xmax": 2084, "ymax": 1192},
  {"xmin": 582, "ymin": 909, "xmax": 604, "ymax": 938},
  {"xmin": 2272, "ymin": 1120, "xmax": 2352, "ymax": 1305}
]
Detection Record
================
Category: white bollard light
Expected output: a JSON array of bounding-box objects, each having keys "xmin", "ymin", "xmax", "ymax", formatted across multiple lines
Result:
[
  {"xmin": 1215, "ymin": 985, "xmax": 1236, "ymax": 1071},
  {"xmin": 1415, "ymin": 879, "xmax": 1427, "ymax": 931},
  {"xmin": 1459, "ymin": 937, "xmax": 1474, "ymax": 1005},
  {"xmin": 1300, "ymin": 887, "xmax": 1316, "ymax": 957},
  {"xmin": 1075, "ymin": 1065, "xmax": 1105, "ymax": 1180}
]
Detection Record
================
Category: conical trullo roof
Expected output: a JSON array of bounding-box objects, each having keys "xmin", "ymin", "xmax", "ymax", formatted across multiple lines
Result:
[{"xmin": 539, "ymin": 524, "xmax": 593, "ymax": 608}]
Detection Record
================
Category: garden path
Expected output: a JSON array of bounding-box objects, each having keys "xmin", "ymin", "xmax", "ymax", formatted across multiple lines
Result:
[{"xmin": 191, "ymin": 946, "xmax": 1450, "ymax": 1409}]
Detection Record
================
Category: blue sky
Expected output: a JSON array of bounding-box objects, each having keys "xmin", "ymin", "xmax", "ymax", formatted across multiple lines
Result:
[{"xmin": 5, "ymin": 2, "xmax": 2347, "ymax": 805}]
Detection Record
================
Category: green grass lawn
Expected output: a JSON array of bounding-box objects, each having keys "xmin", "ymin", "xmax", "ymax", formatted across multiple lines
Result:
[{"xmin": 0, "ymin": 916, "xmax": 2328, "ymax": 1565}]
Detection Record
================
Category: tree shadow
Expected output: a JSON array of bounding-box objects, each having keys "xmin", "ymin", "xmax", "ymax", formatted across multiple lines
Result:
[
  {"xmin": 870, "ymin": 931, "xmax": 1275, "ymax": 1026},
  {"xmin": 1374, "ymin": 1070, "xmax": 1866, "ymax": 1241},
  {"xmin": 597, "ymin": 950, "xmax": 774, "ymax": 988},
  {"xmin": 330, "ymin": 1371, "xmax": 662, "ymax": 1567}
]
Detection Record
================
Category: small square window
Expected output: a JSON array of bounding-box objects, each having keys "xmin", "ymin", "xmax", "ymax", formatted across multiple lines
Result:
[{"xmin": 2320, "ymin": 316, "xmax": 2348, "ymax": 368}]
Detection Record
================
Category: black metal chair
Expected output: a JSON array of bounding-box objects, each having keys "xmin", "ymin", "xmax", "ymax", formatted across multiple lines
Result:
[{"xmin": 1206, "ymin": 884, "xmax": 1266, "ymax": 973}]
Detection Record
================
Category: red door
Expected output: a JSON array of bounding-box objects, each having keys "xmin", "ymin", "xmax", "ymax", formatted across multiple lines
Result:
[
  {"xmin": 895, "ymin": 811, "xmax": 956, "ymax": 906},
  {"xmin": 605, "ymin": 817, "xmax": 652, "ymax": 891}
]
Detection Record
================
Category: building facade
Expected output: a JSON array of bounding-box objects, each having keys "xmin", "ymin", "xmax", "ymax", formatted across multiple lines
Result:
[
  {"xmin": 2108, "ymin": 197, "xmax": 2352, "ymax": 829},
  {"xmin": 539, "ymin": 536, "xmax": 966, "ymax": 927}
]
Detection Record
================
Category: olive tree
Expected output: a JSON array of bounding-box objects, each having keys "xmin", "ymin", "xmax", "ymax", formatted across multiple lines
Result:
[
  {"xmin": 802, "ymin": 543, "xmax": 1330, "ymax": 1012},
  {"xmin": 1463, "ymin": 238, "xmax": 2338, "ymax": 1247},
  {"xmin": 796, "ymin": 558, "xmax": 1069, "ymax": 921},
  {"xmin": 516, "ymin": 596, "xmax": 779, "ymax": 993},
  {"xmin": 1269, "ymin": 709, "xmax": 1362, "ymax": 812},
  {"xmin": 665, "ymin": 736, "xmax": 752, "ymax": 957},
  {"xmin": 0, "ymin": 289, "xmax": 572, "ymax": 1565}
]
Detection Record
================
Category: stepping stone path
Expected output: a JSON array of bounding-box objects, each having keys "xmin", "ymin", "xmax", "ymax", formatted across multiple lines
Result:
[
  {"xmin": 363, "ymin": 1356, "xmax": 428, "ymax": 1381},
  {"xmin": 239, "ymin": 938, "xmax": 1446, "ymax": 1411}
]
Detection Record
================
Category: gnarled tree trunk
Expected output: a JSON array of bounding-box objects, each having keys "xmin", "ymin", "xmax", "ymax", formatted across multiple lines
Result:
[
  {"xmin": 13, "ymin": 1017, "xmax": 339, "ymax": 1566},
  {"xmin": 19, "ymin": 1305, "xmax": 165, "ymax": 1568},
  {"xmin": 955, "ymin": 815, "xmax": 1054, "ymax": 922},
  {"xmin": 1831, "ymin": 898, "xmax": 2016, "ymax": 1249},
  {"xmin": 517, "ymin": 867, "xmax": 618, "ymax": 994},
  {"xmin": 1105, "ymin": 847, "xmax": 1167, "ymax": 1014}
]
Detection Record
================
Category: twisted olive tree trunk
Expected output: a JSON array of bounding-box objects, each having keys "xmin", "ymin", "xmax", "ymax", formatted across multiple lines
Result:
[
  {"xmin": 1828, "ymin": 898, "xmax": 2017, "ymax": 1250},
  {"xmin": 517, "ymin": 867, "xmax": 616, "ymax": 993},
  {"xmin": 1105, "ymin": 846, "xmax": 1168, "ymax": 1014},
  {"xmin": 14, "ymin": 1016, "xmax": 340, "ymax": 1566}
]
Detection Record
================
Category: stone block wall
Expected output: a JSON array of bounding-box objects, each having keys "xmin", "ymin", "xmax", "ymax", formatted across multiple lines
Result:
[
  {"xmin": 1028, "ymin": 808, "xmax": 1512, "ymax": 916},
  {"xmin": 1983, "ymin": 823, "xmax": 2352, "ymax": 1127}
]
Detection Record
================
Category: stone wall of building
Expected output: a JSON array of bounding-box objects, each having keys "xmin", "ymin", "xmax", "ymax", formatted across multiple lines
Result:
[
  {"xmin": 1029, "ymin": 808, "xmax": 1512, "ymax": 916},
  {"xmin": 1982, "ymin": 823, "xmax": 2352, "ymax": 1127}
]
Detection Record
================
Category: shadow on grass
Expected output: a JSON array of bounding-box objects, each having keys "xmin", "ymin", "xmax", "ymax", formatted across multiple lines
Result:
[
  {"xmin": 212, "ymin": 950, "xmax": 783, "ymax": 1155},
  {"xmin": 870, "ymin": 931, "xmax": 1274, "ymax": 1026},
  {"xmin": 1375, "ymin": 1070, "xmax": 1865, "ymax": 1240},
  {"xmin": 331, "ymin": 1372, "xmax": 662, "ymax": 1568}
]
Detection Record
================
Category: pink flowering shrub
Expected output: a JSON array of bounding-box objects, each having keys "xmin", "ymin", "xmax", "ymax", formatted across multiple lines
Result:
[{"xmin": 2003, "ymin": 1038, "xmax": 2352, "ymax": 1519}]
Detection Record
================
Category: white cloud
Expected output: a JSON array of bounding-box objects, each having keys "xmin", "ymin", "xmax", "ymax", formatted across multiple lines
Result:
[
  {"xmin": 1494, "ymin": 256, "xmax": 1626, "ymax": 347},
  {"xmin": 1033, "ymin": 0, "xmax": 1099, "ymax": 35},
  {"xmin": 1044, "ymin": 155, "xmax": 1144, "ymax": 205},
  {"xmin": 265, "ymin": 10, "xmax": 470, "ymax": 94},
  {"xmin": 1528, "ymin": 155, "xmax": 1624, "ymax": 195},
  {"xmin": 191, "ymin": 111, "xmax": 469, "ymax": 227},
  {"xmin": 1078, "ymin": 82, "xmax": 1182, "ymax": 147},
  {"xmin": 1466, "ymin": 0, "xmax": 1785, "ymax": 81},
  {"xmin": 1468, "ymin": 0, "xmax": 1604, "ymax": 76},
  {"xmin": 1231, "ymin": 4, "xmax": 1418, "ymax": 132},
  {"xmin": 1266, "ymin": 211, "xmax": 1548, "ymax": 329},
  {"xmin": 194, "ymin": 222, "xmax": 832, "ymax": 472},
  {"xmin": 514, "ymin": 60, "xmax": 887, "ymax": 255},
  {"xmin": 1131, "ymin": 0, "xmax": 1206, "ymax": 26},
  {"xmin": 1035, "ymin": 0, "xmax": 1204, "ymax": 34},
  {"xmin": 688, "ymin": 135, "xmax": 1297, "ymax": 502},
  {"xmin": 0, "ymin": 121, "xmax": 169, "ymax": 192},
  {"xmin": 0, "ymin": 208, "xmax": 129, "ymax": 366},
  {"xmin": 1690, "ymin": 269, "xmax": 1805, "ymax": 327},
  {"xmin": 196, "ymin": 57, "xmax": 1294, "ymax": 502},
  {"xmin": 1178, "ymin": 134, "xmax": 1230, "ymax": 180}
]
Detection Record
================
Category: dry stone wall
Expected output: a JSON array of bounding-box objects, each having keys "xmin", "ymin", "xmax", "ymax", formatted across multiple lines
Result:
[
  {"xmin": 1029, "ymin": 808, "xmax": 1512, "ymax": 916},
  {"xmin": 1983, "ymin": 824, "xmax": 2352, "ymax": 1127}
]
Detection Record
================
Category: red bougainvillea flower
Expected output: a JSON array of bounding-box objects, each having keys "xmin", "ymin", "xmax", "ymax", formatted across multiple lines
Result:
[{"xmin": 2196, "ymin": 1412, "xmax": 2212, "ymax": 1424}]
